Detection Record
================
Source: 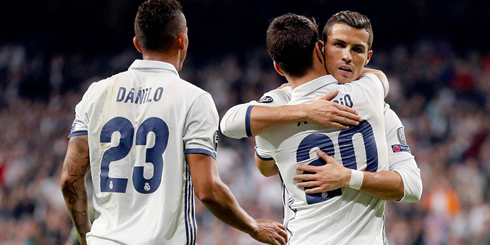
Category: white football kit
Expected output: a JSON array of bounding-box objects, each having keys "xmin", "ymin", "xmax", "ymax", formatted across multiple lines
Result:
[
  {"xmin": 69, "ymin": 60, "xmax": 219, "ymax": 245},
  {"xmin": 253, "ymin": 74, "xmax": 389, "ymax": 244},
  {"xmin": 220, "ymin": 78, "xmax": 422, "ymax": 204}
]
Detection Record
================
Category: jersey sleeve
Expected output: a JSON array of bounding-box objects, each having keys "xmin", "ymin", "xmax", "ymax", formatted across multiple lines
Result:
[
  {"xmin": 183, "ymin": 93, "xmax": 219, "ymax": 159},
  {"xmin": 255, "ymin": 135, "xmax": 275, "ymax": 161},
  {"xmin": 353, "ymin": 73, "xmax": 386, "ymax": 109},
  {"xmin": 220, "ymin": 86, "xmax": 292, "ymax": 139},
  {"xmin": 384, "ymin": 104, "xmax": 423, "ymax": 203},
  {"xmin": 68, "ymin": 83, "xmax": 97, "ymax": 138}
]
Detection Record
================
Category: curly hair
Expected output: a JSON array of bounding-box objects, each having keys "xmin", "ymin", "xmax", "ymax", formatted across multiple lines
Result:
[{"xmin": 134, "ymin": 0, "xmax": 185, "ymax": 52}]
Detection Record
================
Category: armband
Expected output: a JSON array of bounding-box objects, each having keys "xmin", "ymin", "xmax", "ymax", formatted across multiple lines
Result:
[{"xmin": 349, "ymin": 170, "xmax": 364, "ymax": 190}]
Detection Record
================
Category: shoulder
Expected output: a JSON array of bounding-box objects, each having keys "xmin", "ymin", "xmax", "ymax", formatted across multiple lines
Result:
[{"xmin": 258, "ymin": 86, "xmax": 292, "ymax": 106}]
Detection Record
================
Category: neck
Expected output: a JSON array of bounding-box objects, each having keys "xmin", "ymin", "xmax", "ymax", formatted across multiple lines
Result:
[
  {"xmin": 286, "ymin": 67, "xmax": 327, "ymax": 90},
  {"xmin": 142, "ymin": 50, "xmax": 181, "ymax": 71}
]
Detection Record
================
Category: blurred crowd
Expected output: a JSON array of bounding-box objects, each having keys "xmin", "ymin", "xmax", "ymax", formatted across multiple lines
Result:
[{"xmin": 0, "ymin": 39, "xmax": 489, "ymax": 245}]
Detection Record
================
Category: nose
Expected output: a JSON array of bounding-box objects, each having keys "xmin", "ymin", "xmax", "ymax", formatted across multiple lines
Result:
[{"xmin": 342, "ymin": 48, "xmax": 352, "ymax": 63}]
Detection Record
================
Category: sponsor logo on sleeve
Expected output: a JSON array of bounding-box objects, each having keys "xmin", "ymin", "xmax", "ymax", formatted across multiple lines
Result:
[
  {"xmin": 392, "ymin": 144, "xmax": 411, "ymax": 153},
  {"xmin": 258, "ymin": 96, "xmax": 274, "ymax": 103}
]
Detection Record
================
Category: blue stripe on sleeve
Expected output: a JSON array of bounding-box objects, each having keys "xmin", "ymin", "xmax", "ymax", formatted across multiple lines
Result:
[
  {"xmin": 255, "ymin": 151, "xmax": 273, "ymax": 161},
  {"xmin": 245, "ymin": 105, "xmax": 254, "ymax": 137},
  {"xmin": 68, "ymin": 130, "xmax": 88, "ymax": 139},
  {"xmin": 374, "ymin": 74, "xmax": 386, "ymax": 96},
  {"xmin": 184, "ymin": 149, "xmax": 216, "ymax": 160}
]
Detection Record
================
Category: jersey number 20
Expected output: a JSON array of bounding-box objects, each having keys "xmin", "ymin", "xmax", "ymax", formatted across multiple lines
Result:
[
  {"xmin": 99, "ymin": 117, "xmax": 168, "ymax": 194},
  {"xmin": 296, "ymin": 120, "xmax": 378, "ymax": 204}
]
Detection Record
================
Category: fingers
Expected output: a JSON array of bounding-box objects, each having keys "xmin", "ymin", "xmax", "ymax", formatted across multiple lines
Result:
[
  {"xmin": 323, "ymin": 90, "xmax": 339, "ymax": 101},
  {"xmin": 277, "ymin": 224, "xmax": 287, "ymax": 244},
  {"xmin": 316, "ymin": 149, "xmax": 335, "ymax": 163},
  {"xmin": 296, "ymin": 180, "xmax": 321, "ymax": 188},
  {"xmin": 333, "ymin": 115, "xmax": 361, "ymax": 127},
  {"xmin": 333, "ymin": 103, "xmax": 360, "ymax": 118},
  {"xmin": 328, "ymin": 122, "xmax": 350, "ymax": 130},
  {"xmin": 295, "ymin": 164, "xmax": 320, "ymax": 173},
  {"xmin": 293, "ymin": 172, "xmax": 319, "ymax": 181},
  {"xmin": 305, "ymin": 187, "xmax": 327, "ymax": 194},
  {"xmin": 271, "ymin": 222, "xmax": 287, "ymax": 245}
]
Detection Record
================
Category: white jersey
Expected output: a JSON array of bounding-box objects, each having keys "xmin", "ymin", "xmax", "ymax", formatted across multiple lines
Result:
[
  {"xmin": 220, "ymin": 80, "xmax": 422, "ymax": 204},
  {"xmin": 69, "ymin": 60, "xmax": 219, "ymax": 245},
  {"xmin": 255, "ymin": 74, "xmax": 389, "ymax": 245}
]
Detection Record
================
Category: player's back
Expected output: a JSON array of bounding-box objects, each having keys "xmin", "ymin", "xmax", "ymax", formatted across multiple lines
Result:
[
  {"xmin": 256, "ymin": 74, "xmax": 389, "ymax": 244},
  {"xmin": 71, "ymin": 60, "xmax": 217, "ymax": 245}
]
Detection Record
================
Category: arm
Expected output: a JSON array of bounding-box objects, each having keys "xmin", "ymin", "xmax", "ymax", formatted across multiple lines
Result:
[
  {"xmin": 220, "ymin": 90, "xmax": 361, "ymax": 139},
  {"xmin": 294, "ymin": 149, "xmax": 403, "ymax": 201},
  {"xmin": 254, "ymin": 153, "xmax": 278, "ymax": 177},
  {"xmin": 61, "ymin": 135, "xmax": 91, "ymax": 245},
  {"xmin": 362, "ymin": 68, "xmax": 389, "ymax": 98},
  {"xmin": 187, "ymin": 153, "xmax": 287, "ymax": 245}
]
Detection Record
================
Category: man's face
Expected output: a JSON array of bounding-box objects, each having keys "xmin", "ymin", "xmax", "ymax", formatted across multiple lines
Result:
[{"xmin": 324, "ymin": 23, "xmax": 372, "ymax": 84}]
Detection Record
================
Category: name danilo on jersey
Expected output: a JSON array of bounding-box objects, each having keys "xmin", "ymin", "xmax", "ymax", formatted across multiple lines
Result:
[{"xmin": 116, "ymin": 87, "xmax": 164, "ymax": 104}]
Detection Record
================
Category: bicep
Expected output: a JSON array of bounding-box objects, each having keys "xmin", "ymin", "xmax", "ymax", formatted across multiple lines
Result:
[
  {"xmin": 186, "ymin": 153, "xmax": 222, "ymax": 197},
  {"xmin": 62, "ymin": 135, "xmax": 90, "ymax": 180},
  {"xmin": 254, "ymin": 154, "xmax": 278, "ymax": 177}
]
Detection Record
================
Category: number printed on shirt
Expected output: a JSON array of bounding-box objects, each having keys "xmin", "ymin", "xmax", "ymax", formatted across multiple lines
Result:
[
  {"xmin": 100, "ymin": 117, "xmax": 169, "ymax": 194},
  {"xmin": 296, "ymin": 120, "xmax": 378, "ymax": 204}
]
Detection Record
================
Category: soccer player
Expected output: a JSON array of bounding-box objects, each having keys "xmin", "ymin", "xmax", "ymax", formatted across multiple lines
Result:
[
  {"xmin": 221, "ymin": 11, "xmax": 422, "ymax": 203},
  {"xmin": 245, "ymin": 13, "xmax": 389, "ymax": 244},
  {"xmin": 60, "ymin": 1, "xmax": 287, "ymax": 244}
]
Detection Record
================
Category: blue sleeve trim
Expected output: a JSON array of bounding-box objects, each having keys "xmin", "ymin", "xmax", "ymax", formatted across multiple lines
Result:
[
  {"xmin": 185, "ymin": 149, "xmax": 216, "ymax": 160},
  {"xmin": 68, "ymin": 130, "xmax": 88, "ymax": 139},
  {"xmin": 376, "ymin": 75, "xmax": 386, "ymax": 96},
  {"xmin": 245, "ymin": 105, "xmax": 254, "ymax": 137},
  {"xmin": 256, "ymin": 151, "xmax": 273, "ymax": 161}
]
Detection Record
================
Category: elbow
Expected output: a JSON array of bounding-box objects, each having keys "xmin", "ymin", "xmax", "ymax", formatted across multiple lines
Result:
[
  {"xmin": 398, "ymin": 178, "xmax": 423, "ymax": 203},
  {"xmin": 60, "ymin": 173, "xmax": 72, "ymax": 191},
  {"xmin": 194, "ymin": 180, "xmax": 225, "ymax": 204},
  {"xmin": 258, "ymin": 169, "xmax": 276, "ymax": 177}
]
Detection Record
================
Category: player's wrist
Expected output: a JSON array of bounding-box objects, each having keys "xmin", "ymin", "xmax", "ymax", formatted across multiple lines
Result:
[{"xmin": 348, "ymin": 169, "xmax": 364, "ymax": 190}]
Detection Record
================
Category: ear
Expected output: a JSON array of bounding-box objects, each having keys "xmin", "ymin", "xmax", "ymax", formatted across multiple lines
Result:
[
  {"xmin": 176, "ymin": 33, "xmax": 187, "ymax": 50},
  {"xmin": 273, "ymin": 61, "xmax": 285, "ymax": 76},
  {"xmin": 315, "ymin": 41, "xmax": 325, "ymax": 65},
  {"xmin": 133, "ymin": 36, "xmax": 143, "ymax": 53},
  {"xmin": 365, "ymin": 50, "xmax": 373, "ymax": 65}
]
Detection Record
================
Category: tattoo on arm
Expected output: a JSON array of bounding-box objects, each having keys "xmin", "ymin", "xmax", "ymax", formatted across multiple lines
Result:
[{"xmin": 61, "ymin": 136, "xmax": 91, "ymax": 242}]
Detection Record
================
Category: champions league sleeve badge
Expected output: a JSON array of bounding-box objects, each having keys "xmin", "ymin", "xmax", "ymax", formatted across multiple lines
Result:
[
  {"xmin": 258, "ymin": 95, "xmax": 274, "ymax": 103},
  {"xmin": 397, "ymin": 127, "xmax": 408, "ymax": 145},
  {"xmin": 392, "ymin": 127, "xmax": 410, "ymax": 153}
]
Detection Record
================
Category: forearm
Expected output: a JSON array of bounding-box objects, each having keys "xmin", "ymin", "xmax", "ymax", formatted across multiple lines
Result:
[
  {"xmin": 199, "ymin": 181, "xmax": 257, "ymax": 235},
  {"xmin": 61, "ymin": 136, "xmax": 91, "ymax": 244},
  {"xmin": 61, "ymin": 177, "xmax": 91, "ymax": 244},
  {"xmin": 250, "ymin": 105, "xmax": 307, "ymax": 136},
  {"xmin": 359, "ymin": 170, "xmax": 404, "ymax": 201}
]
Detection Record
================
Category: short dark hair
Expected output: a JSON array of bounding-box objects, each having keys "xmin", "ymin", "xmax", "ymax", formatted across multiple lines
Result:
[
  {"xmin": 266, "ymin": 13, "xmax": 319, "ymax": 78},
  {"xmin": 134, "ymin": 0, "xmax": 185, "ymax": 52},
  {"xmin": 323, "ymin": 11, "xmax": 373, "ymax": 49}
]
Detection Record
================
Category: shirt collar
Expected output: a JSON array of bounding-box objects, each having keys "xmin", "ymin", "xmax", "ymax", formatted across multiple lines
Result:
[
  {"xmin": 129, "ymin": 59, "xmax": 180, "ymax": 77},
  {"xmin": 290, "ymin": 75, "xmax": 338, "ymax": 102}
]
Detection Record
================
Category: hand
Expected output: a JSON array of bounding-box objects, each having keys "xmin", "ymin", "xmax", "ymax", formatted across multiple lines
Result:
[
  {"xmin": 293, "ymin": 149, "xmax": 351, "ymax": 194},
  {"xmin": 305, "ymin": 90, "xmax": 362, "ymax": 129},
  {"xmin": 250, "ymin": 219, "xmax": 287, "ymax": 245}
]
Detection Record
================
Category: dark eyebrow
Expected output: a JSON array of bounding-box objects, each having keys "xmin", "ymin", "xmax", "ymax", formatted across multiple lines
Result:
[{"xmin": 352, "ymin": 43, "xmax": 367, "ymax": 50}]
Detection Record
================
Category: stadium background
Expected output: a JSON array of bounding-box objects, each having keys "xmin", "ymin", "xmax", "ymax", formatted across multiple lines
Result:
[{"xmin": 1, "ymin": 0, "xmax": 489, "ymax": 244}]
